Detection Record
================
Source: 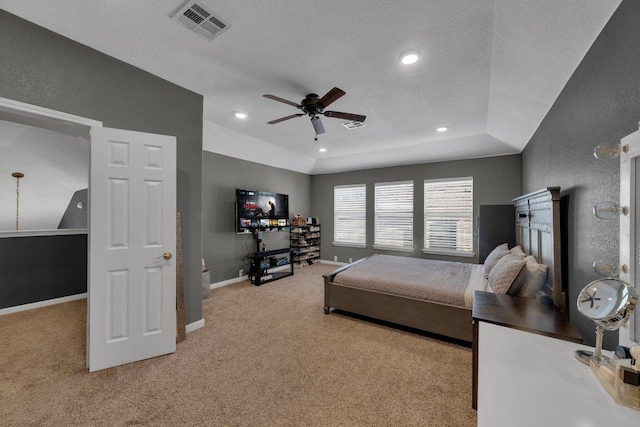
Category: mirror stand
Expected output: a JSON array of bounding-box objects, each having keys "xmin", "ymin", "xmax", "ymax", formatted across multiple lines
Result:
[{"xmin": 575, "ymin": 324, "xmax": 608, "ymax": 365}]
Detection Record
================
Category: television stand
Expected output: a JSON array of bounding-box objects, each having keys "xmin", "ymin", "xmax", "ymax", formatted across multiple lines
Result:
[{"xmin": 249, "ymin": 231, "xmax": 293, "ymax": 286}]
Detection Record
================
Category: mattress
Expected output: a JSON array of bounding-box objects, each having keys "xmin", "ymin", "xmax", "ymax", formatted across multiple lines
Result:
[{"xmin": 333, "ymin": 254, "xmax": 487, "ymax": 308}]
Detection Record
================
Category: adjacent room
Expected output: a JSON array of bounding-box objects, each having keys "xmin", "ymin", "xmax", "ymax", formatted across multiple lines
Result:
[{"xmin": 1, "ymin": 1, "xmax": 640, "ymax": 425}]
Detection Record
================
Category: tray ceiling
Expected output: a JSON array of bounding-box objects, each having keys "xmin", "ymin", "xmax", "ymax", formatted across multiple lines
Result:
[{"xmin": 1, "ymin": 0, "xmax": 622, "ymax": 173}]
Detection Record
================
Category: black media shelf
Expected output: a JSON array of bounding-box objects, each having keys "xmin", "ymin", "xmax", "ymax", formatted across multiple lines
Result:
[
  {"xmin": 248, "ymin": 232, "xmax": 293, "ymax": 286},
  {"xmin": 256, "ymin": 247, "xmax": 291, "ymax": 257}
]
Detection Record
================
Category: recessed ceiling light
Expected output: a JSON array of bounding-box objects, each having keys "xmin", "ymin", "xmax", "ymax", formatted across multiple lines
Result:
[
  {"xmin": 318, "ymin": 148, "xmax": 327, "ymax": 152},
  {"xmin": 436, "ymin": 126, "xmax": 448, "ymax": 132},
  {"xmin": 234, "ymin": 112, "xmax": 247, "ymax": 119},
  {"xmin": 401, "ymin": 52, "xmax": 419, "ymax": 65}
]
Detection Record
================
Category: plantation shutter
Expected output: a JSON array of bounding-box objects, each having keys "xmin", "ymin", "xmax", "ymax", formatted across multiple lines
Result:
[
  {"xmin": 333, "ymin": 184, "xmax": 366, "ymax": 247},
  {"xmin": 374, "ymin": 181, "xmax": 413, "ymax": 250},
  {"xmin": 424, "ymin": 177, "xmax": 473, "ymax": 255}
]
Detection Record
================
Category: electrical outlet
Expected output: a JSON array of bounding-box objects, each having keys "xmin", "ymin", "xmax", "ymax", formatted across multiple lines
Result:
[
  {"xmin": 239, "ymin": 269, "xmax": 244, "ymax": 277},
  {"xmin": 349, "ymin": 258, "xmax": 353, "ymax": 263},
  {"xmin": 333, "ymin": 256, "xmax": 338, "ymax": 262}
]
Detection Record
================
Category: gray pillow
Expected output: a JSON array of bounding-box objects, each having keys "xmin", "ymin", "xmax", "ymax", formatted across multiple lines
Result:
[
  {"xmin": 488, "ymin": 254, "xmax": 526, "ymax": 294},
  {"xmin": 483, "ymin": 243, "xmax": 510, "ymax": 278}
]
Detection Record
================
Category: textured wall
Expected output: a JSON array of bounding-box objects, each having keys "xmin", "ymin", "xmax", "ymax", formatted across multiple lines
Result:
[
  {"xmin": 310, "ymin": 155, "xmax": 521, "ymax": 264},
  {"xmin": 521, "ymin": 0, "xmax": 640, "ymax": 348},
  {"xmin": 0, "ymin": 234, "xmax": 87, "ymax": 309},
  {"xmin": 202, "ymin": 152, "xmax": 311, "ymax": 283},
  {"xmin": 0, "ymin": 11, "xmax": 204, "ymax": 324}
]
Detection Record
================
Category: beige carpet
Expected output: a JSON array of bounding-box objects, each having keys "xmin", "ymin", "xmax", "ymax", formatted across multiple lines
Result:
[{"xmin": 0, "ymin": 264, "xmax": 477, "ymax": 426}]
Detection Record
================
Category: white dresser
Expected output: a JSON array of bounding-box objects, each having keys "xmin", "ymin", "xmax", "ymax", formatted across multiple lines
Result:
[{"xmin": 478, "ymin": 322, "xmax": 640, "ymax": 426}]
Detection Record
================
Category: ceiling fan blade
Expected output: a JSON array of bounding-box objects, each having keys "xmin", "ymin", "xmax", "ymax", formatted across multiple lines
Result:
[
  {"xmin": 311, "ymin": 116, "xmax": 326, "ymax": 134},
  {"xmin": 318, "ymin": 87, "xmax": 346, "ymax": 108},
  {"xmin": 267, "ymin": 113, "xmax": 305, "ymax": 124},
  {"xmin": 263, "ymin": 94, "xmax": 301, "ymax": 108},
  {"xmin": 323, "ymin": 111, "xmax": 366, "ymax": 122}
]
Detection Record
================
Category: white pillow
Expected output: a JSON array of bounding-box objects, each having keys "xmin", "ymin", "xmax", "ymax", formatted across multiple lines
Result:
[
  {"xmin": 483, "ymin": 243, "xmax": 510, "ymax": 278},
  {"xmin": 488, "ymin": 254, "xmax": 526, "ymax": 294},
  {"xmin": 513, "ymin": 261, "xmax": 548, "ymax": 297}
]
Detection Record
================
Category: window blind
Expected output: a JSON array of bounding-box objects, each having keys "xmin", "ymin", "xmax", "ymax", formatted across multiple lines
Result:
[
  {"xmin": 333, "ymin": 184, "xmax": 366, "ymax": 247},
  {"xmin": 374, "ymin": 181, "xmax": 413, "ymax": 250},
  {"xmin": 424, "ymin": 177, "xmax": 473, "ymax": 255}
]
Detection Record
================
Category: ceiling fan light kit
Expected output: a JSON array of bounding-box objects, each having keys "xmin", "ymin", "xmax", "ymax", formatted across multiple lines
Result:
[{"xmin": 263, "ymin": 87, "xmax": 366, "ymax": 136}]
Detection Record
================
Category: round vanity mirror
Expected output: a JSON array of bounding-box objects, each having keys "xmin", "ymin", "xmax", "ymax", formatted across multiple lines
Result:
[{"xmin": 575, "ymin": 277, "xmax": 637, "ymax": 365}]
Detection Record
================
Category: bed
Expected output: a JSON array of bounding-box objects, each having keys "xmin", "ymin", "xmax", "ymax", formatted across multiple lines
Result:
[{"xmin": 323, "ymin": 187, "xmax": 565, "ymax": 342}]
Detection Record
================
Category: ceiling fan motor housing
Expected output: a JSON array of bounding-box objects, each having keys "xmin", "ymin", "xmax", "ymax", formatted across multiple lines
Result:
[{"xmin": 301, "ymin": 94, "xmax": 322, "ymax": 115}]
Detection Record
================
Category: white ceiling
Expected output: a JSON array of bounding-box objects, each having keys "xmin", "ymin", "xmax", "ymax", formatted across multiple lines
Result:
[{"xmin": 1, "ymin": 0, "xmax": 622, "ymax": 174}]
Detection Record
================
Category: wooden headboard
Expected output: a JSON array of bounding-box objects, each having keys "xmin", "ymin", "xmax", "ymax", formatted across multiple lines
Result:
[{"xmin": 512, "ymin": 187, "xmax": 564, "ymax": 312}]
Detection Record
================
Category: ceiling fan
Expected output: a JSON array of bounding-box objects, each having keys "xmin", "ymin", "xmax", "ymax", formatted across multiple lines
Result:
[{"xmin": 263, "ymin": 87, "xmax": 366, "ymax": 135}]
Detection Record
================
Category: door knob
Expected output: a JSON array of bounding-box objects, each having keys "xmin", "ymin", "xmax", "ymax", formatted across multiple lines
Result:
[{"xmin": 156, "ymin": 252, "xmax": 172, "ymax": 260}]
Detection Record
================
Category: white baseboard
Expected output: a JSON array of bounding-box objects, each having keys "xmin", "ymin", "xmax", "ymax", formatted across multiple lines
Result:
[
  {"xmin": 0, "ymin": 293, "xmax": 87, "ymax": 316},
  {"xmin": 1, "ymin": 292, "xmax": 206, "ymax": 335},
  {"xmin": 186, "ymin": 319, "xmax": 205, "ymax": 333},
  {"xmin": 210, "ymin": 275, "xmax": 248, "ymax": 290}
]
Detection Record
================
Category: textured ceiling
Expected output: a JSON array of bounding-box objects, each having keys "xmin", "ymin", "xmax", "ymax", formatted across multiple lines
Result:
[{"xmin": 0, "ymin": 0, "xmax": 622, "ymax": 174}]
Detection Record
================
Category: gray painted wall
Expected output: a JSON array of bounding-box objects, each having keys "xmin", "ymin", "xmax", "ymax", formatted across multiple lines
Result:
[
  {"xmin": 0, "ymin": 234, "xmax": 87, "ymax": 309},
  {"xmin": 521, "ymin": 0, "xmax": 640, "ymax": 348},
  {"xmin": 310, "ymin": 155, "xmax": 521, "ymax": 264},
  {"xmin": 203, "ymin": 152, "xmax": 311, "ymax": 283},
  {"xmin": 0, "ymin": 11, "xmax": 204, "ymax": 324}
]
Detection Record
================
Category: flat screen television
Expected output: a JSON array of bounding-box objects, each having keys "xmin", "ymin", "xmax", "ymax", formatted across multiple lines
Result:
[{"xmin": 236, "ymin": 189, "xmax": 289, "ymax": 233}]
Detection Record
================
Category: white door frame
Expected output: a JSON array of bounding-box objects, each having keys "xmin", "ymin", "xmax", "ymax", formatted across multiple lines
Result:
[{"xmin": 0, "ymin": 97, "xmax": 102, "ymax": 129}]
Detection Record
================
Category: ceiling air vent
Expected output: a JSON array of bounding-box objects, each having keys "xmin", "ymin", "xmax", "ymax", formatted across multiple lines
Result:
[
  {"xmin": 341, "ymin": 121, "xmax": 366, "ymax": 130},
  {"xmin": 172, "ymin": 1, "xmax": 230, "ymax": 41}
]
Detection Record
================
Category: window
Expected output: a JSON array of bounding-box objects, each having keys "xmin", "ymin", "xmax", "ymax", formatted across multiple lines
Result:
[
  {"xmin": 423, "ymin": 177, "xmax": 473, "ymax": 256},
  {"xmin": 333, "ymin": 184, "xmax": 366, "ymax": 247},
  {"xmin": 374, "ymin": 181, "xmax": 413, "ymax": 251}
]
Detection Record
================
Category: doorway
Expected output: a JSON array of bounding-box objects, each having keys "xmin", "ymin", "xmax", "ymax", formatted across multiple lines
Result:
[
  {"xmin": 0, "ymin": 99, "xmax": 97, "ymax": 315},
  {"xmin": 0, "ymin": 96, "xmax": 178, "ymax": 371}
]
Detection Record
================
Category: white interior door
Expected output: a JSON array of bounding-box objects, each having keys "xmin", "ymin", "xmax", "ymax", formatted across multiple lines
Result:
[{"xmin": 88, "ymin": 126, "xmax": 176, "ymax": 372}]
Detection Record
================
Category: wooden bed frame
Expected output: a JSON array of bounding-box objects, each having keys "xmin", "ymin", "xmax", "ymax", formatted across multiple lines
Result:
[{"xmin": 323, "ymin": 187, "xmax": 564, "ymax": 343}]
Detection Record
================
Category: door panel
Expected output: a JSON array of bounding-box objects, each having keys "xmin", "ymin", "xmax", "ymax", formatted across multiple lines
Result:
[{"xmin": 88, "ymin": 126, "xmax": 176, "ymax": 371}]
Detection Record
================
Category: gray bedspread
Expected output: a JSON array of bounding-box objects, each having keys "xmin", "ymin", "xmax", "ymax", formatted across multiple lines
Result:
[{"xmin": 333, "ymin": 254, "xmax": 472, "ymax": 306}]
